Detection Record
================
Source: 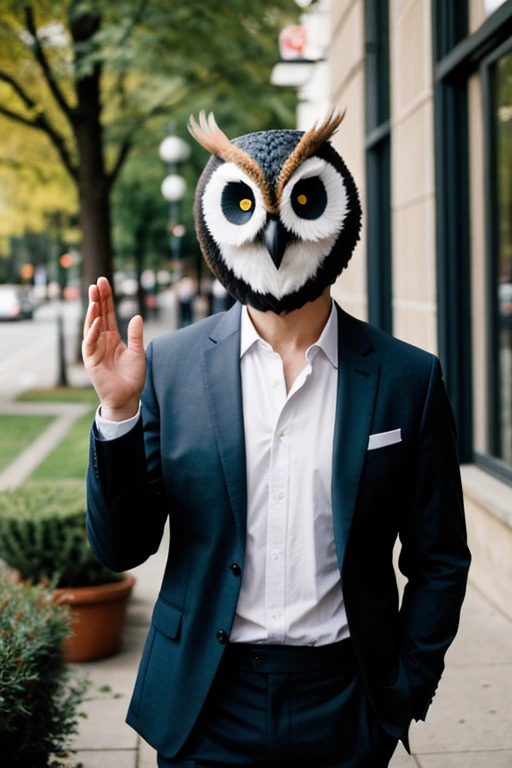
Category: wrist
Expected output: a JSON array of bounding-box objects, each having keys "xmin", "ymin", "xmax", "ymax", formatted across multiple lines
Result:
[{"xmin": 100, "ymin": 400, "xmax": 139, "ymax": 422}]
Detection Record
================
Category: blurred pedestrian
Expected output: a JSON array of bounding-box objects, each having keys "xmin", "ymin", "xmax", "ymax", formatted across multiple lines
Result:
[
  {"xmin": 211, "ymin": 278, "xmax": 234, "ymax": 314},
  {"xmin": 175, "ymin": 273, "xmax": 196, "ymax": 327}
]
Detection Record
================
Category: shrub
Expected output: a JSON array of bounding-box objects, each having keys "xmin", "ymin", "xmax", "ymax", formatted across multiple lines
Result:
[
  {"xmin": 0, "ymin": 480, "xmax": 121, "ymax": 588},
  {"xmin": 0, "ymin": 575, "xmax": 85, "ymax": 767}
]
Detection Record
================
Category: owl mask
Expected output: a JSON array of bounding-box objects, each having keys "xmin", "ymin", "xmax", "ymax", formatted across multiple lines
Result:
[{"xmin": 189, "ymin": 111, "xmax": 361, "ymax": 314}]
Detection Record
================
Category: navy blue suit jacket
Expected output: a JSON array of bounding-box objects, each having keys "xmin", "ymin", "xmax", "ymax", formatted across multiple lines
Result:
[{"xmin": 86, "ymin": 303, "xmax": 471, "ymax": 758}]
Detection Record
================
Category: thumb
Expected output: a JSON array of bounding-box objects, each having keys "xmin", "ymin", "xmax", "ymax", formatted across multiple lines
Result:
[{"xmin": 127, "ymin": 314, "xmax": 144, "ymax": 354}]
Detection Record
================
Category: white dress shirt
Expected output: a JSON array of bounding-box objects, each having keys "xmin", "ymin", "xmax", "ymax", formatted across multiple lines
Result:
[{"xmin": 95, "ymin": 302, "xmax": 349, "ymax": 646}]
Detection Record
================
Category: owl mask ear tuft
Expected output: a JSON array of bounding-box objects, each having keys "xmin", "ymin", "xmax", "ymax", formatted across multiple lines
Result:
[
  {"xmin": 188, "ymin": 111, "xmax": 278, "ymax": 213},
  {"xmin": 275, "ymin": 110, "xmax": 346, "ymax": 204}
]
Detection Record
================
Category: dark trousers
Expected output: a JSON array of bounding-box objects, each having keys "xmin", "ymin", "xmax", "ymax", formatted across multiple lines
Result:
[{"xmin": 158, "ymin": 640, "xmax": 398, "ymax": 767}]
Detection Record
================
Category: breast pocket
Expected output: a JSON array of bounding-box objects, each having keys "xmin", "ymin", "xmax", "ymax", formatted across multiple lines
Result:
[{"xmin": 365, "ymin": 441, "xmax": 404, "ymax": 465}]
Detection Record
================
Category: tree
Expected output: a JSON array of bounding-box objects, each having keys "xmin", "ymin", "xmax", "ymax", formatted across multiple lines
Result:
[{"xmin": 0, "ymin": 0, "xmax": 297, "ymax": 295}]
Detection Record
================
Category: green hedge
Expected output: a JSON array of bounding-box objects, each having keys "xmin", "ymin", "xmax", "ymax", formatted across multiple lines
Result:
[
  {"xmin": 0, "ymin": 481, "xmax": 121, "ymax": 588},
  {"xmin": 0, "ymin": 576, "xmax": 85, "ymax": 767}
]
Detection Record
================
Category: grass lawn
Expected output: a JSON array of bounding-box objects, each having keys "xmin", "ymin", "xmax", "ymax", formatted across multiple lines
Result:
[
  {"xmin": 0, "ymin": 415, "xmax": 55, "ymax": 473},
  {"xmin": 23, "ymin": 388, "xmax": 98, "ymax": 482},
  {"xmin": 30, "ymin": 410, "xmax": 95, "ymax": 481},
  {"xmin": 17, "ymin": 387, "xmax": 99, "ymax": 407}
]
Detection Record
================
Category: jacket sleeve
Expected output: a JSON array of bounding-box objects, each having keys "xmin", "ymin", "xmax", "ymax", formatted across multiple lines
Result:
[
  {"xmin": 398, "ymin": 356, "xmax": 471, "ymax": 721},
  {"xmin": 86, "ymin": 341, "xmax": 168, "ymax": 571}
]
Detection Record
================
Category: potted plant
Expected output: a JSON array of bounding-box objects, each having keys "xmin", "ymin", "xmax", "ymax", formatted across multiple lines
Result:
[
  {"xmin": 0, "ymin": 574, "xmax": 86, "ymax": 767},
  {"xmin": 0, "ymin": 480, "xmax": 135, "ymax": 662}
]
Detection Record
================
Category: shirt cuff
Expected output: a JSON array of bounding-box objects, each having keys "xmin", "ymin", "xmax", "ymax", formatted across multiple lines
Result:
[{"xmin": 95, "ymin": 403, "xmax": 141, "ymax": 441}]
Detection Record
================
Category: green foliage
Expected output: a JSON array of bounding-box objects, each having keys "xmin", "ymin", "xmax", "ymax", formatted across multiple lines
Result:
[
  {"xmin": 0, "ymin": 576, "xmax": 86, "ymax": 768},
  {"xmin": 0, "ymin": 481, "xmax": 121, "ymax": 587}
]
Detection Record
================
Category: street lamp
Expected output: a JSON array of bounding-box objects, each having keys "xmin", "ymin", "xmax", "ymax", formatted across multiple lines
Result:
[{"xmin": 159, "ymin": 130, "xmax": 190, "ymax": 265}]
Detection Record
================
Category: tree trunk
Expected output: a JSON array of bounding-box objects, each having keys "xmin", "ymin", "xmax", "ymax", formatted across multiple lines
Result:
[
  {"xmin": 71, "ymin": 9, "xmax": 114, "ymax": 296},
  {"xmin": 77, "ymin": 173, "xmax": 114, "ymax": 291}
]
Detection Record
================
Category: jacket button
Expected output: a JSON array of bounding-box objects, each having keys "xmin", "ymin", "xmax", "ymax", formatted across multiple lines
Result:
[
  {"xmin": 216, "ymin": 629, "xmax": 228, "ymax": 644},
  {"xmin": 230, "ymin": 563, "xmax": 241, "ymax": 577}
]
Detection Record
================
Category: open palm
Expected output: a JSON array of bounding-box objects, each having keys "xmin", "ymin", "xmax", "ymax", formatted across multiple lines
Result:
[{"xmin": 82, "ymin": 277, "xmax": 146, "ymax": 419}]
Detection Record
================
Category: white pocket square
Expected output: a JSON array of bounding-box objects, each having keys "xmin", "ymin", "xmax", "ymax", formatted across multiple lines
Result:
[{"xmin": 367, "ymin": 429, "xmax": 402, "ymax": 451}]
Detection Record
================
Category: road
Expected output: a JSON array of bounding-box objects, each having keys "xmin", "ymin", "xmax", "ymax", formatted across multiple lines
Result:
[{"xmin": 0, "ymin": 300, "xmax": 85, "ymax": 400}]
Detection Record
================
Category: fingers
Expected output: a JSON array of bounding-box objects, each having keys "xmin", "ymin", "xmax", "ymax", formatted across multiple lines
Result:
[
  {"xmin": 127, "ymin": 314, "xmax": 144, "ymax": 354},
  {"xmin": 97, "ymin": 277, "xmax": 118, "ymax": 333},
  {"xmin": 83, "ymin": 284, "xmax": 99, "ymax": 337},
  {"xmin": 82, "ymin": 316, "xmax": 102, "ymax": 361}
]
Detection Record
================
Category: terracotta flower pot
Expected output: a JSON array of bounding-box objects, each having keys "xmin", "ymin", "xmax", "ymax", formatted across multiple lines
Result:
[{"xmin": 53, "ymin": 572, "xmax": 136, "ymax": 663}]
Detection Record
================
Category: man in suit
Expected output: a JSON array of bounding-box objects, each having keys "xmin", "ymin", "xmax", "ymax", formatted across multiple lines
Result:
[{"xmin": 84, "ymin": 114, "xmax": 470, "ymax": 767}]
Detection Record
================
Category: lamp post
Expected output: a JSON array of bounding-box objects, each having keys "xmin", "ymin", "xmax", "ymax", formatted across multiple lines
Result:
[
  {"xmin": 159, "ymin": 131, "xmax": 190, "ymax": 270},
  {"xmin": 57, "ymin": 252, "xmax": 73, "ymax": 388}
]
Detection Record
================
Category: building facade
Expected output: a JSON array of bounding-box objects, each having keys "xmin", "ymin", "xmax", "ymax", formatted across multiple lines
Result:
[{"xmin": 330, "ymin": 0, "xmax": 512, "ymax": 619}]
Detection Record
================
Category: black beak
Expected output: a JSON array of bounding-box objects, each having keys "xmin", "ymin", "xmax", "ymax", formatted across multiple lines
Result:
[{"xmin": 264, "ymin": 216, "xmax": 289, "ymax": 270}]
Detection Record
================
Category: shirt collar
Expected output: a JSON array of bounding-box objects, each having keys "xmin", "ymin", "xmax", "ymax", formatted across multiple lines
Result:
[{"xmin": 240, "ymin": 301, "xmax": 338, "ymax": 369}]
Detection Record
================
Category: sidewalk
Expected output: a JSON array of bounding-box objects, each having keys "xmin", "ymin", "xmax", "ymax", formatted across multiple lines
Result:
[{"xmin": 72, "ymin": 530, "xmax": 512, "ymax": 767}]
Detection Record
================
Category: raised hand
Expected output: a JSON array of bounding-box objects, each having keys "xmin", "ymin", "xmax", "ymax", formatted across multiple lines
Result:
[{"xmin": 82, "ymin": 277, "xmax": 146, "ymax": 421}]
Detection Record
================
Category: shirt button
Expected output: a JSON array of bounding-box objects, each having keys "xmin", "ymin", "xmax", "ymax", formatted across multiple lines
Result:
[
  {"xmin": 278, "ymin": 428, "xmax": 287, "ymax": 438},
  {"xmin": 216, "ymin": 629, "xmax": 228, "ymax": 644},
  {"xmin": 272, "ymin": 612, "xmax": 281, "ymax": 619},
  {"xmin": 275, "ymin": 491, "xmax": 284, "ymax": 502},
  {"xmin": 271, "ymin": 551, "xmax": 279, "ymax": 560},
  {"xmin": 230, "ymin": 562, "xmax": 241, "ymax": 577},
  {"xmin": 272, "ymin": 379, "xmax": 280, "ymax": 388}
]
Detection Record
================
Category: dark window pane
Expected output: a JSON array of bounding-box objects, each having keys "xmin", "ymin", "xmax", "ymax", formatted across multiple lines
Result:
[
  {"xmin": 496, "ymin": 51, "xmax": 512, "ymax": 465},
  {"xmin": 365, "ymin": 0, "xmax": 390, "ymax": 131}
]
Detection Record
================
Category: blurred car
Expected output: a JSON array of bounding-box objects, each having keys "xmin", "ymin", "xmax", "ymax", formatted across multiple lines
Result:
[{"xmin": 0, "ymin": 284, "xmax": 34, "ymax": 320}]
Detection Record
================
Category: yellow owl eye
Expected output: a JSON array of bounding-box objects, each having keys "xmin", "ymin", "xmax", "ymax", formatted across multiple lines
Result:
[
  {"xmin": 297, "ymin": 194, "xmax": 307, "ymax": 205},
  {"xmin": 239, "ymin": 199, "xmax": 252, "ymax": 212}
]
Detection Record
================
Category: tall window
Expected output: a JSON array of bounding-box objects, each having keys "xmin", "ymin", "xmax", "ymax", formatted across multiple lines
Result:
[
  {"xmin": 482, "ymin": 39, "xmax": 512, "ymax": 470},
  {"xmin": 434, "ymin": 0, "xmax": 512, "ymax": 479},
  {"xmin": 365, "ymin": 0, "xmax": 392, "ymax": 333},
  {"xmin": 496, "ymin": 53, "xmax": 512, "ymax": 463}
]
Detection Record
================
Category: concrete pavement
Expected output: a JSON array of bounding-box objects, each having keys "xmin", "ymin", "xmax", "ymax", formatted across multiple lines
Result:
[{"xmin": 71, "ymin": 527, "xmax": 512, "ymax": 767}]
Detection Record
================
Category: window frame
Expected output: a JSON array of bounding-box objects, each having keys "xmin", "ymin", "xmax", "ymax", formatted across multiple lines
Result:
[
  {"xmin": 365, "ymin": 0, "xmax": 392, "ymax": 334},
  {"xmin": 432, "ymin": 0, "xmax": 473, "ymax": 464}
]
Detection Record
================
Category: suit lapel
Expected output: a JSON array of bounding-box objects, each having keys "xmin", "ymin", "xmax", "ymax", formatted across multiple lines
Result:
[
  {"xmin": 201, "ymin": 304, "xmax": 247, "ymax": 549},
  {"xmin": 332, "ymin": 305, "xmax": 380, "ymax": 575}
]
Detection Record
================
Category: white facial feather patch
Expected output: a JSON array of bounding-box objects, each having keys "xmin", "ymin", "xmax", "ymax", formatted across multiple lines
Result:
[
  {"xmin": 219, "ymin": 235, "xmax": 337, "ymax": 299},
  {"xmin": 202, "ymin": 162, "xmax": 266, "ymax": 247},
  {"xmin": 280, "ymin": 157, "xmax": 348, "ymax": 242}
]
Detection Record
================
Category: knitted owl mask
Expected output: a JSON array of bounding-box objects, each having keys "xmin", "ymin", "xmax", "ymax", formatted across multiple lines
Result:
[{"xmin": 189, "ymin": 111, "xmax": 361, "ymax": 314}]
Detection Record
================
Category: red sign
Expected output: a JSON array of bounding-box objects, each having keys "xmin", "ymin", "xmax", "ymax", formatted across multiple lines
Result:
[{"xmin": 279, "ymin": 25, "xmax": 307, "ymax": 60}]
